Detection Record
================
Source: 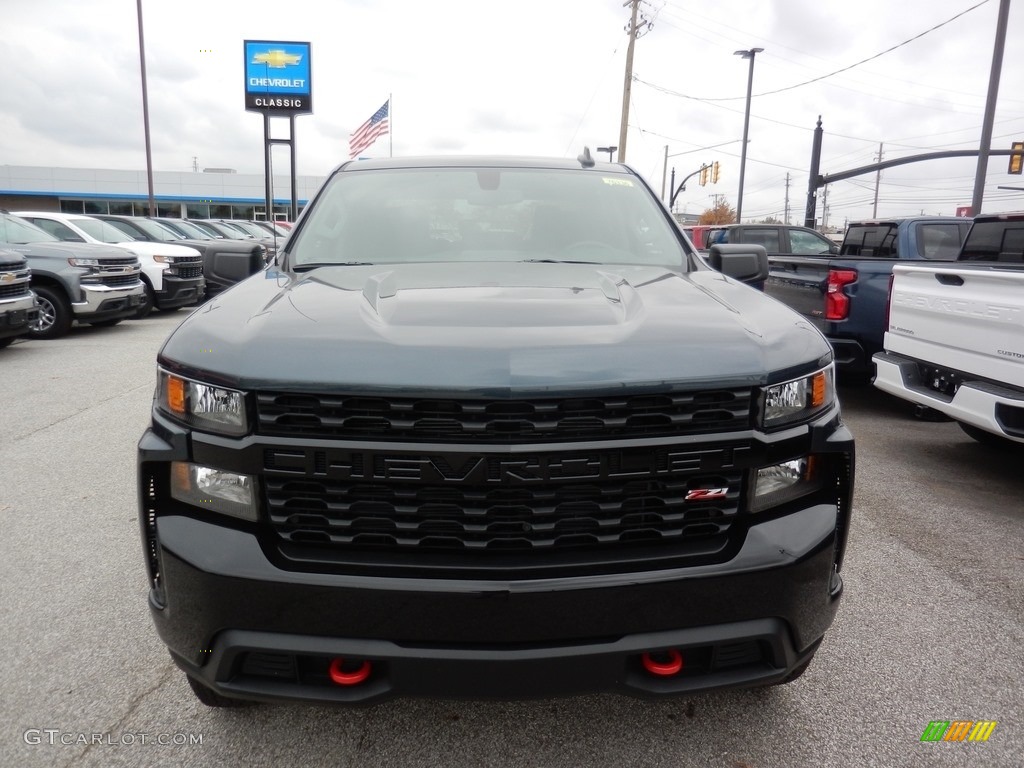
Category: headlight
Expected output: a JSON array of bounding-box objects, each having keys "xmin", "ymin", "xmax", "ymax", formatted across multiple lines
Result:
[
  {"xmin": 68, "ymin": 257, "xmax": 101, "ymax": 267},
  {"xmin": 749, "ymin": 456, "xmax": 825, "ymax": 513},
  {"xmin": 761, "ymin": 366, "xmax": 835, "ymax": 428},
  {"xmin": 152, "ymin": 254, "xmax": 170, "ymax": 263},
  {"xmin": 157, "ymin": 369, "xmax": 249, "ymax": 435},
  {"xmin": 171, "ymin": 462, "xmax": 257, "ymax": 521}
]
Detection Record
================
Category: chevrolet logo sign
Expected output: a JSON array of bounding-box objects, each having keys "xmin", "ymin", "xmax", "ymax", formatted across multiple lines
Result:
[
  {"xmin": 252, "ymin": 50, "xmax": 302, "ymax": 68},
  {"xmin": 0, "ymin": 273, "xmax": 15, "ymax": 284}
]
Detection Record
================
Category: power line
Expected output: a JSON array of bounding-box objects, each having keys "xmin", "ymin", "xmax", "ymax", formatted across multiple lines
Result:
[{"xmin": 699, "ymin": 0, "xmax": 993, "ymax": 101}]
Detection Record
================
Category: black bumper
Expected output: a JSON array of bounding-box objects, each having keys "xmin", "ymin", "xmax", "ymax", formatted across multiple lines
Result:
[
  {"xmin": 155, "ymin": 276, "xmax": 205, "ymax": 310},
  {"xmin": 0, "ymin": 305, "xmax": 39, "ymax": 339},
  {"xmin": 826, "ymin": 337, "xmax": 873, "ymax": 376},
  {"xmin": 139, "ymin": 409, "xmax": 853, "ymax": 704},
  {"xmin": 145, "ymin": 500, "xmax": 844, "ymax": 704}
]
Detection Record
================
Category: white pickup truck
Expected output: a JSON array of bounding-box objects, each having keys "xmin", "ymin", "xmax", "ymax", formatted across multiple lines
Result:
[{"xmin": 872, "ymin": 212, "xmax": 1024, "ymax": 447}]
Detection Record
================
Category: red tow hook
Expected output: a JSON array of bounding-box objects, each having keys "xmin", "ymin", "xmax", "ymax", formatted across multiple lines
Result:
[
  {"xmin": 328, "ymin": 658, "xmax": 372, "ymax": 686},
  {"xmin": 641, "ymin": 649, "xmax": 684, "ymax": 677}
]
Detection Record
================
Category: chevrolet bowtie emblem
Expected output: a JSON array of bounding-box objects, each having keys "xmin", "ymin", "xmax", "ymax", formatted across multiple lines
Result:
[
  {"xmin": 252, "ymin": 50, "xmax": 302, "ymax": 68},
  {"xmin": 0, "ymin": 273, "xmax": 15, "ymax": 284}
]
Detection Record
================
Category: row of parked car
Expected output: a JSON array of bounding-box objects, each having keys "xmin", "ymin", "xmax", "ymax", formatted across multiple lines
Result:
[{"xmin": 0, "ymin": 212, "xmax": 291, "ymax": 346}]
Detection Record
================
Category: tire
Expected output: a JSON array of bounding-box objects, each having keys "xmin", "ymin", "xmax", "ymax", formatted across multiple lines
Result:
[
  {"xmin": 28, "ymin": 285, "xmax": 73, "ymax": 340},
  {"xmin": 185, "ymin": 674, "xmax": 255, "ymax": 708},
  {"xmin": 135, "ymin": 282, "xmax": 156, "ymax": 319},
  {"xmin": 0, "ymin": 337, "xmax": 14, "ymax": 349},
  {"xmin": 958, "ymin": 422, "xmax": 1024, "ymax": 451},
  {"xmin": 89, "ymin": 319, "xmax": 123, "ymax": 328}
]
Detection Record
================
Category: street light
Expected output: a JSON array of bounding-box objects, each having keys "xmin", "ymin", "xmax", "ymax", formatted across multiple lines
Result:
[
  {"xmin": 734, "ymin": 47, "xmax": 763, "ymax": 224},
  {"xmin": 597, "ymin": 146, "xmax": 618, "ymax": 162}
]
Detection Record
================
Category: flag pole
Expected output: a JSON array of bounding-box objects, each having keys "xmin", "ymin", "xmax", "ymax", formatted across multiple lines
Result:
[{"xmin": 389, "ymin": 93, "xmax": 393, "ymax": 158}]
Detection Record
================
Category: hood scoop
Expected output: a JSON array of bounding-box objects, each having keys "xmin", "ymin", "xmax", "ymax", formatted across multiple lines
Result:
[{"xmin": 360, "ymin": 263, "xmax": 642, "ymax": 328}]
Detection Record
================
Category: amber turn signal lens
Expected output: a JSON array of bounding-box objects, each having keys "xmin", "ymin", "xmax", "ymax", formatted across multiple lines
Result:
[
  {"xmin": 811, "ymin": 371, "xmax": 827, "ymax": 408},
  {"xmin": 167, "ymin": 375, "xmax": 186, "ymax": 415}
]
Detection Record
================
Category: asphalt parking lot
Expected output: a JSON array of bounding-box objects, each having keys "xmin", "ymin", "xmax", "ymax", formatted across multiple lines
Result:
[{"xmin": 1, "ymin": 312, "xmax": 1021, "ymax": 768}]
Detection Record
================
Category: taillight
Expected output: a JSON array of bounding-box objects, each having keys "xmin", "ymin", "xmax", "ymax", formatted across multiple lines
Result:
[{"xmin": 825, "ymin": 269, "xmax": 857, "ymax": 320}]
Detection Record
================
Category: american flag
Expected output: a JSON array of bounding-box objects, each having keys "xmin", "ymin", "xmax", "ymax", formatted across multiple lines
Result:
[{"xmin": 348, "ymin": 99, "xmax": 390, "ymax": 159}]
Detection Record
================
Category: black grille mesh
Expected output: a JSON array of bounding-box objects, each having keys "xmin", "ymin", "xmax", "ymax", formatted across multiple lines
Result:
[{"xmin": 263, "ymin": 443, "xmax": 747, "ymax": 554}]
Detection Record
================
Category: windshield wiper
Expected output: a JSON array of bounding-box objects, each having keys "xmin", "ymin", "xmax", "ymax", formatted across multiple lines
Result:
[
  {"xmin": 292, "ymin": 261, "xmax": 376, "ymax": 271},
  {"xmin": 519, "ymin": 258, "xmax": 601, "ymax": 265}
]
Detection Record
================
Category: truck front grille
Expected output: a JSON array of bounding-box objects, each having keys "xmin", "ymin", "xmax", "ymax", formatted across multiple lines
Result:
[
  {"xmin": 256, "ymin": 389, "xmax": 755, "ymax": 443},
  {"xmin": 170, "ymin": 265, "xmax": 204, "ymax": 280},
  {"xmin": 85, "ymin": 274, "xmax": 142, "ymax": 288},
  {"xmin": 0, "ymin": 266, "xmax": 31, "ymax": 299},
  {"xmin": 0, "ymin": 282, "xmax": 31, "ymax": 299},
  {"xmin": 263, "ymin": 442, "xmax": 748, "ymax": 557}
]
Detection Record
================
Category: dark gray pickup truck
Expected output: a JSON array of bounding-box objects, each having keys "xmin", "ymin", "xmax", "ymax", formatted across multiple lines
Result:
[
  {"xmin": 138, "ymin": 154, "xmax": 855, "ymax": 707},
  {"xmin": 0, "ymin": 247, "xmax": 38, "ymax": 348}
]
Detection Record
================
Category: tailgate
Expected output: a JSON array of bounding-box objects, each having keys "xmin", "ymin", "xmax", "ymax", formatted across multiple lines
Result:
[
  {"xmin": 764, "ymin": 257, "xmax": 830, "ymax": 327},
  {"xmin": 886, "ymin": 264, "xmax": 1024, "ymax": 388}
]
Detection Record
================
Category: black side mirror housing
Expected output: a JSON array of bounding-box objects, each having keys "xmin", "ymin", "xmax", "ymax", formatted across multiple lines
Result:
[{"xmin": 707, "ymin": 243, "xmax": 769, "ymax": 286}]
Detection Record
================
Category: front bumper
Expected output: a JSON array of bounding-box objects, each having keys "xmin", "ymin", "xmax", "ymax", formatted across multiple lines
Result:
[
  {"xmin": 0, "ymin": 294, "xmax": 39, "ymax": 339},
  {"xmin": 139, "ymin": 407, "xmax": 853, "ymax": 703},
  {"xmin": 152, "ymin": 506, "xmax": 840, "ymax": 704},
  {"xmin": 155, "ymin": 275, "xmax": 205, "ymax": 310},
  {"xmin": 73, "ymin": 283, "xmax": 144, "ymax": 322}
]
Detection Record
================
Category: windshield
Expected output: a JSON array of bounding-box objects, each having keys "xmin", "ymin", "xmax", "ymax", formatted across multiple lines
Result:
[
  {"xmin": 230, "ymin": 221, "xmax": 269, "ymax": 238},
  {"xmin": 0, "ymin": 214, "xmax": 60, "ymax": 244},
  {"xmin": 287, "ymin": 167, "xmax": 686, "ymax": 269},
  {"xmin": 188, "ymin": 221, "xmax": 226, "ymax": 239},
  {"xmin": 163, "ymin": 219, "xmax": 211, "ymax": 239},
  {"xmin": 78, "ymin": 218, "xmax": 139, "ymax": 243}
]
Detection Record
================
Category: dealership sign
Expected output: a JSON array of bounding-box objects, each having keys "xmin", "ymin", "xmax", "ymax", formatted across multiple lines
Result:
[{"xmin": 244, "ymin": 40, "xmax": 312, "ymax": 114}]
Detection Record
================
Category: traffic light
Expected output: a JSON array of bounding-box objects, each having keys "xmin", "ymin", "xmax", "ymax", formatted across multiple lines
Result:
[
  {"xmin": 712, "ymin": 161, "xmax": 720, "ymax": 184},
  {"xmin": 1010, "ymin": 141, "xmax": 1024, "ymax": 175},
  {"xmin": 699, "ymin": 165, "xmax": 709, "ymax": 186}
]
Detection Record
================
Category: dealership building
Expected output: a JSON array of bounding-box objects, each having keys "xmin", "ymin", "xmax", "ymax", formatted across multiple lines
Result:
[{"xmin": 0, "ymin": 165, "xmax": 325, "ymax": 221}]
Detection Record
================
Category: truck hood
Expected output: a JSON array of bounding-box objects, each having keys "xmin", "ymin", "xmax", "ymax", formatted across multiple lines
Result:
[
  {"xmin": 161, "ymin": 262, "xmax": 832, "ymax": 392},
  {"xmin": 113, "ymin": 242, "xmax": 201, "ymax": 259},
  {"xmin": 5, "ymin": 240, "xmax": 138, "ymax": 260}
]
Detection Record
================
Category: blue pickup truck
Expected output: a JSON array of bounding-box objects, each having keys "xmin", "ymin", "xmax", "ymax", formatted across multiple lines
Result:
[{"xmin": 763, "ymin": 217, "xmax": 971, "ymax": 378}]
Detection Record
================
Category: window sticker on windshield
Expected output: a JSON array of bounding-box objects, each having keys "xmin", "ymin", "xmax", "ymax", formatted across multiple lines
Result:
[{"xmin": 602, "ymin": 178, "xmax": 634, "ymax": 187}]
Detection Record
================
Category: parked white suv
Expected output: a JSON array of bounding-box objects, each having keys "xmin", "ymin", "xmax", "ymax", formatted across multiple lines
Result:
[{"xmin": 14, "ymin": 211, "xmax": 205, "ymax": 317}]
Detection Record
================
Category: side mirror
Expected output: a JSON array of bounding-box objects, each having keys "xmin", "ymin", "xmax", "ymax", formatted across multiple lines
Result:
[{"xmin": 707, "ymin": 243, "xmax": 769, "ymax": 286}]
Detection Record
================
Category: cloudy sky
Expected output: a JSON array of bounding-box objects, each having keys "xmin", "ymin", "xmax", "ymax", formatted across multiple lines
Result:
[{"xmin": 1, "ymin": 0, "xmax": 1022, "ymax": 225}]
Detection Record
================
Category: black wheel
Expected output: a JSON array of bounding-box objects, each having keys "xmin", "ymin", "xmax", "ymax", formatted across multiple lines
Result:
[
  {"xmin": 958, "ymin": 422, "xmax": 1024, "ymax": 451},
  {"xmin": 0, "ymin": 337, "xmax": 14, "ymax": 349},
  {"xmin": 135, "ymin": 282, "xmax": 156, "ymax": 319},
  {"xmin": 28, "ymin": 285, "xmax": 73, "ymax": 340},
  {"xmin": 88, "ymin": 319, "xmax": 123, "ymax": 328},
  {"xmin": 185, "ymin": 674, "xmax": 255, "ymax": 708}
]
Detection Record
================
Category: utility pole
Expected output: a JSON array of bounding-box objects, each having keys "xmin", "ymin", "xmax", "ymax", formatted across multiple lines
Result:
[
  {"xmin": 734, "ymin": 47, "xmax": 763, "ymax": 224},
  {"xmin": 661, "ymin": 145, "xmax": 668, "ymax": 202},
  {"xmin": 617, "ymin": 0, "xmax": 648, "ymax": 164},
  {"xmin": 784, "ymin": 173, "xmax": 791, "ymax": 224},
  {"xmin": 135, "ymin": 0, "xmax": 156, "ymax": 217},
  {"xmin": 972, "ymin": 0, "xmax": 1010, "ymax": 215},
  {"xmin": 872, "ymin": 142, "xmax": 884, "ymax": 218},
  {"xmin": 821, "ymin": 184, "xmax": 829, "ymax": 231}
]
